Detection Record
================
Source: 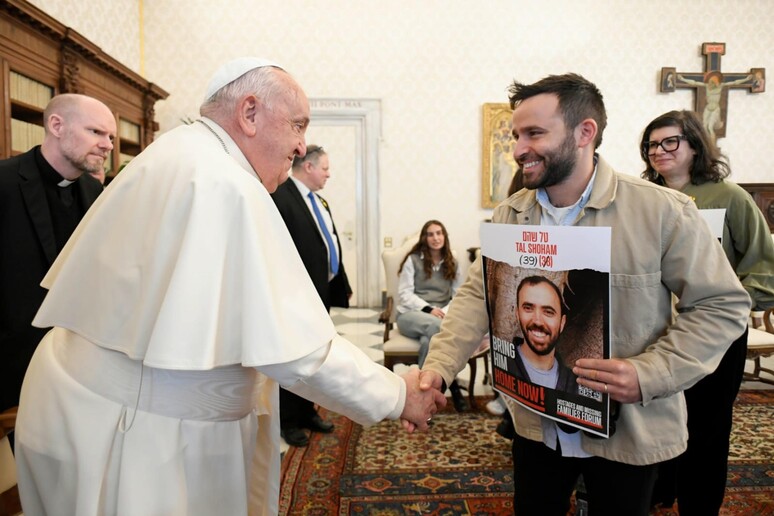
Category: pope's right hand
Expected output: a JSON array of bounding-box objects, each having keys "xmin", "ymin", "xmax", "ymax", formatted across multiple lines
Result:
[{"xmin": 399, "ymin": 368, "xmax": 446, "ymax": 433}]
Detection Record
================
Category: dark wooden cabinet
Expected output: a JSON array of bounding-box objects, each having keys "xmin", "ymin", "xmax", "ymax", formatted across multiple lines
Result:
[
  {"xmin": 0, "ymin": 0, "xmax": 168, "ymax": 180},
  {"xmin": 739, "ymin": 183, "xmax": 774, "ymax": 232}
]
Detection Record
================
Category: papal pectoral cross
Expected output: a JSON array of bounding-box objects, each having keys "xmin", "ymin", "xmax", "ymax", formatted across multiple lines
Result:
[{"xmin": 660, "ymin": 42, "xmax": 765, "ymax": 143}]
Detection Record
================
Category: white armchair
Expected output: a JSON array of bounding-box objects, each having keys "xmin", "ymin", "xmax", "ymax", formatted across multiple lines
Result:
[
  {"xmin": 746, "ymin": 308, "xmax": 774, "ymax": 385},
  {"xmin": 379, "ymin": 238, "xmax": 424, "ymax": 370}
]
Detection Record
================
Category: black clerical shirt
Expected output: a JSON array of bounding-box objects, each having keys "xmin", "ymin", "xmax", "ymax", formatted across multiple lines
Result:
[{"xmin": 35, "ymin": 147, "xmax": 84, "ymax": 250}]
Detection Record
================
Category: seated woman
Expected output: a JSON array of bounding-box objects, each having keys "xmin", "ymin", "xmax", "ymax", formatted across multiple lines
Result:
[{"xmin": 396, "ymin": 220, "xmax": 468, "ymax": 412}]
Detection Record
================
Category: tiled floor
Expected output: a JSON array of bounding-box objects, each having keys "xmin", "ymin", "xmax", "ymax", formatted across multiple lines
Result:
[{"xmin": 330, "ymin": 307, "xmax": 385, "ymax": 365}]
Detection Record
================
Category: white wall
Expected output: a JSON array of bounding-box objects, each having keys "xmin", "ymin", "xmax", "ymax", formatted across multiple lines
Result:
[
  {"xmin": 28, "ymin": 0, "xmax": 141, "ymax": 73},
  {"xmin": 28, "ymin": 0, "xmax": 774, "ymax": 280}
]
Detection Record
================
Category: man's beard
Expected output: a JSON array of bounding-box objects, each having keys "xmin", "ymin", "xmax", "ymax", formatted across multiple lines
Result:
[
  {"xmin": 61, "ymin": 130, "xmax": 105, "ymax": 174},
  {"xmin": 65, "ymin": 152, "xmax": 104, "ymax": 174},
  {"xmin": 521, "ymin": 133, "xmax": 577, "ymax": 190},
  {"xmin": 521, "ymin": 322, "xmax": 559, "ymax": 357}
]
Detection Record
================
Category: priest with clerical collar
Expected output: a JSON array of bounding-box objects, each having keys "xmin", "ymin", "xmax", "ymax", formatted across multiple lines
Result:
[{"xmin": 0, "ymin": 93, "xmax": 112, "ymax": 420}]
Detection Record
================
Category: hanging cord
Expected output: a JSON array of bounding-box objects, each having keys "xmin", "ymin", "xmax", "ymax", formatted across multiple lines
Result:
[{"xmin": 118, "ymin": 360, "xmax": 145, "ymax": 433}]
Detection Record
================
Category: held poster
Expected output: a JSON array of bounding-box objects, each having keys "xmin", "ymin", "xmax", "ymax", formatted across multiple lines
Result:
[
  {"xmin": 699, "ymin": 208, "xmax": 726, "ymax": 245},
  {"xmin": 481, "ymin": 223, "xmax": 612, "ymax": 437}
]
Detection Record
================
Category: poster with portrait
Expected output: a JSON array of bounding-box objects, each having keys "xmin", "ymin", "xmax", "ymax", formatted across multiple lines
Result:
[{"xmin": 481, "ymin": 223, "xmax": 612, "ymax": 437}]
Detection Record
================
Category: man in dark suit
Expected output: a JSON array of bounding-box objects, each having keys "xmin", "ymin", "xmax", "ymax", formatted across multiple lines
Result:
[
  {"xmin": 0, "ymin": 93, "xmax": 115, "ymax": 413},
  {"xmin": 271, "ymin": 144, "xmax": 352, "ymax": 446}
]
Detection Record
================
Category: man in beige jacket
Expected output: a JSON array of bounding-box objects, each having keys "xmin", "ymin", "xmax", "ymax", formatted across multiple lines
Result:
[{"xmin": 419, "ymin": 73, "xmax": 750, "ymax": 516}]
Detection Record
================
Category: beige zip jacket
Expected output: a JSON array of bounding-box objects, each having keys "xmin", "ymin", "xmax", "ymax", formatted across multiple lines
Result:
[{"xmin": 423, "ymin": 155, "xmax": 751, "ymax": 465}]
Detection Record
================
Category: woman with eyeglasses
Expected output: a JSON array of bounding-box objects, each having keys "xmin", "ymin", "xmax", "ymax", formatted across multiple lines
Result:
[{"xmin": 640, "ymin": 109, "xmax": 774, "ymax": 515}]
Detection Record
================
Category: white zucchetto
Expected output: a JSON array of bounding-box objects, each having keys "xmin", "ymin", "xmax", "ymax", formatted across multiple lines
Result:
[{"xmin": 203, "ymin": 57, "xmax": 283, "ymax": 102}]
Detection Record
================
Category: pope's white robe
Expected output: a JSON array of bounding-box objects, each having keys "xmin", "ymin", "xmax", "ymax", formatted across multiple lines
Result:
[{"xmin": 15, "ymin": 120, "xmax": 405, "ymax": 516}]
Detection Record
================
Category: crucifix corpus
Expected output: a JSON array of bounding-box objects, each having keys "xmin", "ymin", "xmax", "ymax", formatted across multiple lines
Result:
[{"xmin": 660, "ymin": 42, "xmax": 765, "ymax": 143}]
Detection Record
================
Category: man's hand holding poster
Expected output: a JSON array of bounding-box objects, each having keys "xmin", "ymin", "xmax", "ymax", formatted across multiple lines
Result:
[{"xmin": 481, "ymin": 223, "xmax": 612, "ymax": 437}]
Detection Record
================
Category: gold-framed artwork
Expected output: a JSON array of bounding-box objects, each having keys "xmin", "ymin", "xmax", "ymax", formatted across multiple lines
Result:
[{"xmin": 481, "ymin": 103, "xmax": 517, "ymax": 208}]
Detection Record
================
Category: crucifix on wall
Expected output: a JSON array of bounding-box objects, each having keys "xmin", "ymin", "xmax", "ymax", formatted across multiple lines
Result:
[{"xmin": 660, "ymin": 42, "xmax": 765, "ymax": 144}]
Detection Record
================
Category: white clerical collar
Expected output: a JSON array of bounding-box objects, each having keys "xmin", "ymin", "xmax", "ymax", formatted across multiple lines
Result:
[{"xmin": 58, "ymin": 179, "xmax": 75, "ymax": 187}]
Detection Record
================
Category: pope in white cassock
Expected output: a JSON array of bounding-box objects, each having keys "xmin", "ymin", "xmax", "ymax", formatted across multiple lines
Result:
[{"xmin": 14, "ymin": 58, "xmax": 445, "ymax": 516}]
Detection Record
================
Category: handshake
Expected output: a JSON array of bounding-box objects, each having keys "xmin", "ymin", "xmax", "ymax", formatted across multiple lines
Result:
[{"xmin": 398, "ymin": 368, "xmax": 448, "ymax": 433}]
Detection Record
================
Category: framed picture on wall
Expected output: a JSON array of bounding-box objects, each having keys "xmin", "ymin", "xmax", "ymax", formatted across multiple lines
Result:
[
  {"xmin": 481, "ymin": 103, "xmax": 517, "ymax": 209},
  {"xmin": 660, "ymin": 67, "xmax": 677, "ymax": 92}
]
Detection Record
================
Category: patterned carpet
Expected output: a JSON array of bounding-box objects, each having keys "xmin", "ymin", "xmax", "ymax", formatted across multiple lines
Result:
[
  {"xmin": 279, "ymin": 390, "xmax": 774, "ymax": 515},
  {"xmin": 652, "ymin": 389, "xmax": 774, "ymax": 516}
]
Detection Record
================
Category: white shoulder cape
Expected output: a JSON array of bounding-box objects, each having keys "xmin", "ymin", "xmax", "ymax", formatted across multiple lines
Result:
[{"xmin": 34, "ymin": 120, "xmax": 335, "ymax": 369}]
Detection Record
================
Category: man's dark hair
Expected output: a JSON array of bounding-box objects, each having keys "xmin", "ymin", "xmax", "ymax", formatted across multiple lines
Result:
[
  {"xmin": 507, "ymin": 73, "xmax": 607, "ymax": 149},
  {"xmin": 639, "ymin": 109, "xmax": 730, "ymax": 185},
  {"xmin": 516, "ymin": 275, "xmax": 566, "ymax": 316}
]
